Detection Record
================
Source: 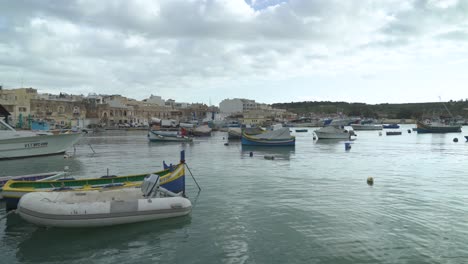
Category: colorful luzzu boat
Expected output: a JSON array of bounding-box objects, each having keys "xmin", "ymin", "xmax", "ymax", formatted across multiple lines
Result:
[{"xmin": 2, "ymin": 160, "xmax": 186, "ymax": 210}]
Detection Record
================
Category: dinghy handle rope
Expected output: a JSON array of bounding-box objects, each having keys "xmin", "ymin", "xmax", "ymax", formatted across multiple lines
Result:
[{"xmin": 184, "ymin": 163, "xmax": 201, "ymax": 191}]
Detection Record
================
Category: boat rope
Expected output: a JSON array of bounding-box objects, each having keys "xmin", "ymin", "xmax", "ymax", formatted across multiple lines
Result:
[
  {"xmin": 88, "ymin": 144, "xmax": 96, "ymax": 154},
  {"xmin": 184, "ymin": 163, "xmax": 201, "ymax": 191},
  {"xmin": 0, "ymin": 210, "xmax": 16, "ymax": 221}
]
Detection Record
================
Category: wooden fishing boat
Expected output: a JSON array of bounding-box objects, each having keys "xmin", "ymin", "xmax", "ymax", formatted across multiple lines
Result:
[
  {"xmin": 0, "ymin": 171, "xmax": 66, "ymax": 190},
  {"xmin": 2, "ymin": 160, "xmax": 186, "ymax": 210},
  {"xmin": 241, "ymin": 128, "xmax": 295, "ymax": 146},
  {"xmin": 416, "ymin": 121, "xmax": 461, "ymax": 133},
  {"xmin": 351, "ymin": 124, "xmax": 383, "ymax": 131},
  {"xmin": 17, "ymin": 174, "xmax": 191, "ymax": 227}
]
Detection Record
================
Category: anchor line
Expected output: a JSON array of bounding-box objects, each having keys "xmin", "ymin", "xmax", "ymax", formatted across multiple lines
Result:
[{"xmin": 184, "ymin": 163, "xmax": 201, "ymax": 191}]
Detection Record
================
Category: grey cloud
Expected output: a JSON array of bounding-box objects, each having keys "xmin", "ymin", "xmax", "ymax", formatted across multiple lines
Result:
[{"xmin": 1, "ymin": 0, "xmax": 468, "ymax": 102}]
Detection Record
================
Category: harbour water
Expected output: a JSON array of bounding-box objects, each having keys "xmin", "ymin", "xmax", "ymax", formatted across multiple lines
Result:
[{"xmin": 1, "ymin": 126, "xmax": 468, "ymax": 263}]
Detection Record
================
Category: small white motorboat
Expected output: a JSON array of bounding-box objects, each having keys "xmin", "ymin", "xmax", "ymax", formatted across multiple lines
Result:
[
  {"xmin": 148, "ymin": 130, "xmax": 193, "ymax": 142},
  {"xmin": 17, "ymin": 174, "xmax": 192, "ymax": 228}
]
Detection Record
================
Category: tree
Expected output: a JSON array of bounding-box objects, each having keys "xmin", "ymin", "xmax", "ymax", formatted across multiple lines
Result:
[{"xmin": 396, "ymin": 109, "xmax": 413, "ymax": 119}]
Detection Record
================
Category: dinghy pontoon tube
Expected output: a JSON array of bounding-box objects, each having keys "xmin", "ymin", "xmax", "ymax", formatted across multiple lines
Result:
[{"xmin": 17, "ymin": 174, "xmax": 192, "ymax": 228}]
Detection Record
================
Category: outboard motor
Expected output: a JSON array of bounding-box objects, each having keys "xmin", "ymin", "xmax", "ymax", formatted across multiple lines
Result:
[{"xmin": 141, "ymin": 174, "xmax": 160, "ymax": 198}]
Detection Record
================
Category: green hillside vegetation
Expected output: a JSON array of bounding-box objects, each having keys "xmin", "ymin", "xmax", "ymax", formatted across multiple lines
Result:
[{"xmin": 272, "ymin": 99, "xmax": 468, "ymax": 119}]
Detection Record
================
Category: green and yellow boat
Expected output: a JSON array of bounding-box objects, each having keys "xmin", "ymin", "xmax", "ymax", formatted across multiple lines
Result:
[{"xmin": 2, "ymin": 162, "xmax": 186, "ymax": 210}]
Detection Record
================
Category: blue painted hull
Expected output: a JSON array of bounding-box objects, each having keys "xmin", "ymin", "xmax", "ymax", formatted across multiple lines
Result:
[{"xmin": 162, "ymin": 175, "xmax": 185, "ymax": 194}]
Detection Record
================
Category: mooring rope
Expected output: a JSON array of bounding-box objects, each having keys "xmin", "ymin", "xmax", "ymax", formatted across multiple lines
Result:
[
  {"xmin": 0, "ymin": 210, "xmax": 16, "ymax": 221},
  {"xmin": 184, "ymin": 163, "xmax": 201, "ymax": 191}
]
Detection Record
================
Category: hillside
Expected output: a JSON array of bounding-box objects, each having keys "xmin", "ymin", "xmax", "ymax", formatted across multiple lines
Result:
[{"xmin": 272, "ymin": 100, "xmax": 468, "ymax": 119}]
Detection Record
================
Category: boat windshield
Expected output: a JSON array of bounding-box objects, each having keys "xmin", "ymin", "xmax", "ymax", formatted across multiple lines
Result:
[{"xmin": 0, "ymin": 120, "xmax": 16, "ymax": 131}]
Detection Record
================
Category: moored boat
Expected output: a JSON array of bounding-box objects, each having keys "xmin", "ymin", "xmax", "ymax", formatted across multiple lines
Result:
[
  {"xmin": 241, "ymin": 127, "xmax": 295, "ymax": 146},
  {"xmin": 386, "ymin": 131, "xmax": 402, "ymax": 136},
  {"xmin": 465, "ymin": 136, "xmax": 468, "ymax": 141},
  {"xmin": 351, "ymin": 124, "xmax": 383, "ymax": 131},
  {"xmin": 0, "ymin": 119, "xmax": 82, "ymax": 159},
  {"xmin": 416, "ymin": 121, "xmax": 462, "ymax": 133},
  {"xmin": 192, "ymin": 125, "xmax": 212, "ymax": 137},
  {"xmin": 227, "ymin": 127, "xmax": 242, "ymax": 139},
  {"xmin": 149, "ymin": 130, "xmax": 179, "ymax": 137},
  {"xmin": 2, "ymin": 158, "xmax": 186, "ymax": 210},
  {"xmin": 17, "ymin": 174, "xmax": 191, "ymax": 228},
  {"xmin": 0, "ymin": 171, "xmax": 66, "ymax": 189},
  {"xmin": 383, "ymin": 124, "xmax": 400, "ymax": 129},
  {"xmin": 314, "ymin": 126, "xmax": 354, "ymax": 139},
  {"xmin": 148, "ymin": 129, "xmax": 193, "ymax": 142}
]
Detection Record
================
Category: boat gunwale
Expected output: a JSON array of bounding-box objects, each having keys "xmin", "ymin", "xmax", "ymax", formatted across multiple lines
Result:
[{"xmin": 2, "ymin": 164, "xmax": 184, "ymax": 193}]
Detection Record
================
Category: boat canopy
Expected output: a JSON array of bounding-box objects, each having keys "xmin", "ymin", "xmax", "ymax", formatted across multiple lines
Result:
[{"xmin": 248, "ymin": 127, "xmax": 292, "ymax": 140}]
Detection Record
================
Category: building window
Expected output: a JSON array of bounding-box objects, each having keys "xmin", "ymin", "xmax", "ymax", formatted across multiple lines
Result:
[{"xmin": 19, "ymin": 107, "xmax": 27, "ymax": 112}]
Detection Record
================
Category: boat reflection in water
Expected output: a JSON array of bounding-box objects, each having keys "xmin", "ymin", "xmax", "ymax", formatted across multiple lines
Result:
[
  {"xmin": 241, "ymin": 145, "xmax": 295, "ymax": 160},
  {"xmin": 313, "ymin": 138, "xmax": 356, "ymax": 152},
  {"xmin": 13, "ymin": 216, "xmax": 191, "ymax": 263}
]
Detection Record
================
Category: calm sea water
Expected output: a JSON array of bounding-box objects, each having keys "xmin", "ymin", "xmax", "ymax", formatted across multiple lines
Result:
[{"xmin": 1, "ymin": 126, "xmax": 468, "ymax": 264}]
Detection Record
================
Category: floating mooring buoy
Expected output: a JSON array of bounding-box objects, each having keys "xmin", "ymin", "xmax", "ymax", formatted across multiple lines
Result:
[
  {"xmin": 407, "ymin": 129, "xmax": 411, "ymax": 133},
  {"xmin": 367, "ymin": 177, "xmax": 374, "ymax": 185},
  {"xmin": 345, "ymin": 142, "xmax": 351, "ymax": 150},
  {"xmin": 378, "ymin": 132, "xmax": 382, "ymax": 136},
  {"xmin": 249, "ymin": 152, "xmax": 253, "ymax": 157},
  {"xmin": 264, "ymin": 155, "xmax": 275, "ymax": 160},
  {"xmin": 453, "ymin": 138, "xmax": 458, "ymax": 143},
  {"xmin": 224, "ymin": 143, "xmax": 229, "ymax": 146}
]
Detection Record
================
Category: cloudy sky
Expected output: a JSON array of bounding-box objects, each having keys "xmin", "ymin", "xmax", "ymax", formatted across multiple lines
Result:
[{"xmin": 1, "ymin": 0, "xmax": 468, "ymax": 105}]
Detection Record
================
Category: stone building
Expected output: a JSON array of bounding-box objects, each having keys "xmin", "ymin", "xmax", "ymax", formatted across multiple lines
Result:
[
  {"xmin": 0, "ymin": 87, "xmax": 37, "ymax": 126},
  {"xmin": 219, "ymin": 98, "xmax": 258, "ymax": 115},
  {"xmin": 30, "ymin": 98, "xmax": 87, "ymax": 128}
]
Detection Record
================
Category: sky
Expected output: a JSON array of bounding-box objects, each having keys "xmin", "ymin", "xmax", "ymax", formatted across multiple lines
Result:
[{"xmin": 1, "ymin": 0, "xmax": 468, "ymax": 106}]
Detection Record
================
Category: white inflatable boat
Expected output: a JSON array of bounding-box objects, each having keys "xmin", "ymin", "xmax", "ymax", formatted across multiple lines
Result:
[{"xmin": 17, "ymin": 174, "xmax": 192, "ymax": 228}]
